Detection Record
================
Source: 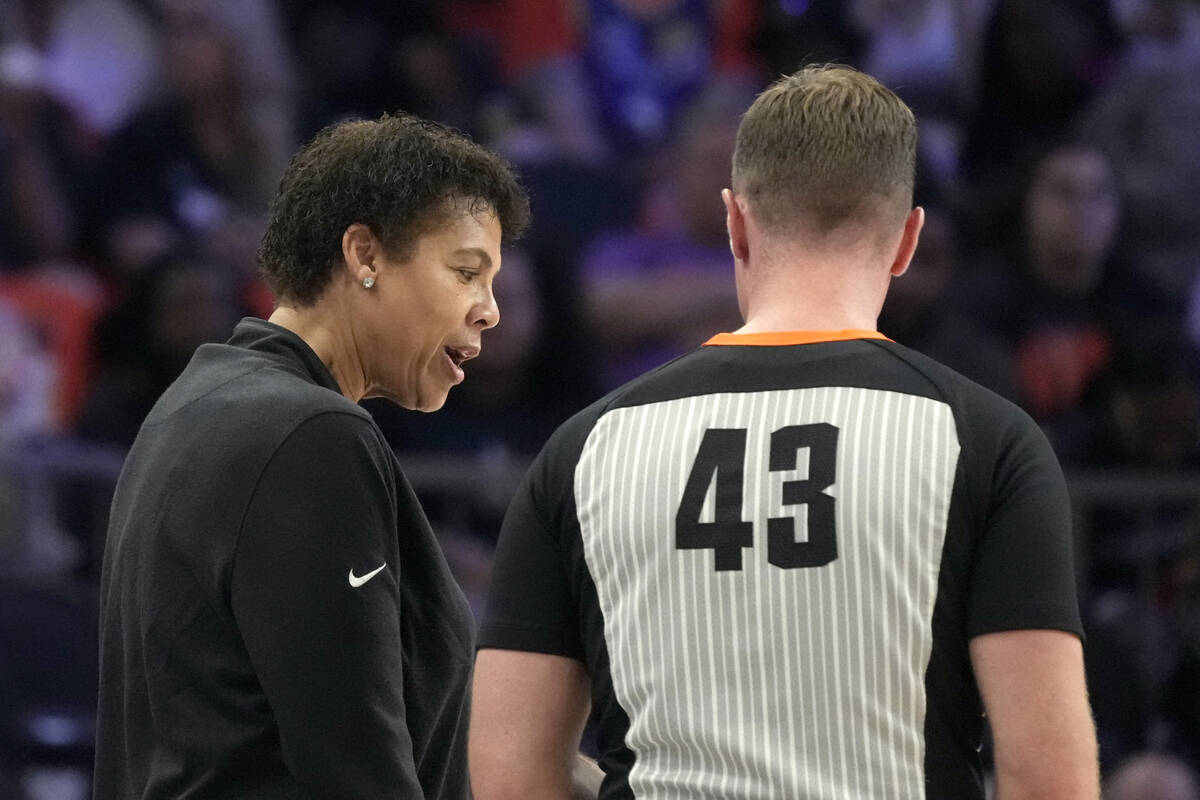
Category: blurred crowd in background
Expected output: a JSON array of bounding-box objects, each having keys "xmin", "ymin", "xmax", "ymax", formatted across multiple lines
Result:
[{"xmin": 1, "ymin": 0, "xmax": 1199, "ymax": 797}]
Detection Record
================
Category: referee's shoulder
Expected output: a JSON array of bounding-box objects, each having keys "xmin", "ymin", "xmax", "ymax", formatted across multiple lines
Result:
[{"xmin": 872, "ymin": 338, "xmax": 1042, "ymax": 447}]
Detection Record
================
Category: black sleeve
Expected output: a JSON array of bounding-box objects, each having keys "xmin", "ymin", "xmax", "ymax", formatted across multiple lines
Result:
[
  {"xmin": 477, "ymin": 428, "xmax": 587, "ymax": 661},
  {"xmin": 231, "ymin": 412, "xmax": 424, "ymax": 799},
  {"xmin": 966, "ymin": 411, "xmax": 1084, "ymax": 640}
]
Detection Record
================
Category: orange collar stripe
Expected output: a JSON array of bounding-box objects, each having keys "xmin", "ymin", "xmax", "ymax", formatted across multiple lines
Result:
[{"xmin": 703, "ymin": 329, "xmax": 892, "ymax": 347}]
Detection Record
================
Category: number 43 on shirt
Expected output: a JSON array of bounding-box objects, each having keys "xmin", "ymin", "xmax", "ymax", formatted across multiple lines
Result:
[{"xmin": 675, "ymin": 425, "xmax": 839, "ymax": 572}]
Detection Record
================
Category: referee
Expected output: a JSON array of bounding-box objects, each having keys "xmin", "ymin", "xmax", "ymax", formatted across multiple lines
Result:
[{"xmin": 470, "ymin": 65, "xmax": 1098, "ymax": 799}]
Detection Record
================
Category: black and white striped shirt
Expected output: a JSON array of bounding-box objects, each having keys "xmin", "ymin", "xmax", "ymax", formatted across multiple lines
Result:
[{"xmin": 479, "ymin": 330, "xmax": 1083, "ymax": 799}]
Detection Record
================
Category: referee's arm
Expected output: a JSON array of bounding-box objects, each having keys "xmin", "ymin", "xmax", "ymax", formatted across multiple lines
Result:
[
  {"xmin": 963, "ymin": 402, "xmax": 1098, "ymax": 798},
  {"xmin": 470, "ymin": 649, "xmax": 601, "ymax": 800},
  {"xmin": 971, "ymin": 629, "xmax": 1098, "ymax": 799},
  {"xmin": 472, "ymin": 418, "xmax": 603, "ymax": 798}
]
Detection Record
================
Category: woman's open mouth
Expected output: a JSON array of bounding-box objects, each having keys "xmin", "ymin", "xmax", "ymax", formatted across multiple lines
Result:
[{"xmin": 443, "ymin": 345, "xmax": 478, "ymax": 384}]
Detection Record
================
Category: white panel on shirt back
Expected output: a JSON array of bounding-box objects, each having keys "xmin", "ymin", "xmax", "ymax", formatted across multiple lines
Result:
[{"xmin": 574, "ymin": 386, "xmax": 961, "ymax": 799}]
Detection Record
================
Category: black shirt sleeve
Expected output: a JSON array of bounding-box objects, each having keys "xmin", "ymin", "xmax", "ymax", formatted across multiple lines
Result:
[
  {"xmin": 477, "ymin": 428, "xmax": 588, "ymax": 661},
  {"xmin": 966, "ymin": 410, "xmax": 1084, "ymax": 640},
  {"xmin": 231, "ymin": 411, "xmax": 425, "ymax": 799}
]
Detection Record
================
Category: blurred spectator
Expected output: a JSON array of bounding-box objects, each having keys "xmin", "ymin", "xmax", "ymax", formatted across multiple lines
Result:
[
  {"xmin": 960, "ymin": 0, "xmax": 1122, "ymax": 249},
  {"xmin": 1104, "ymin": 753, "xmax": 1200, "ymax": 800},
  {"xmin": 0, "ymin": 268, "xmax": 106, "ymax": 428},
  {"xmin": 1081, "ymin": 355, "xmax": 1200, "ymax": 765},
  {"xmin": 0, "ymin": 0, "xmax": 157, "ymax": 268},
  {"xmin": 155, "ymin": 0, "xmax": 296, "ymax": 171},
  {"xmin": 0, "ymin": 299, "xmax": 56, "ymax": 563},
  {"xmin": 0, "ymin": 73, "xmax": 78, "ymax": 268},
  {"xmin": 56, "ymin": 252, "xmax": 242, "ymax": 577},
  {"xmin": 878, "ymin": 205, "xmax": 1018, "ymax": 399},
  {"xmin": 92, "ymin": 0, "xmax": 295, "ymax": 279},
  {"xmin": 961, "ymin": 141, "xmax": 1137, "ymax": 463},
  {"xmin": 1081, "ymin": 0, "xmax": 1200, "ymax": 305},
  {"xmin": 579, "ymin": 83, "xmax": 746, "ymax": 389},
  {"xmin": 1106, "ymin": 324, "xmax": 1200, "ymax": 469},
  {"xmin": 282, "ymin": 1, "xmax": 485, "ymax": 139},
  {"xmin": 850, "ymin": 0, "xmax": 968, "ymax": 186},
  {"xmin": 1086, "ymin": 529, "xmax": 1200, "ymax": 763},
  {"xmin": 0, "ymin": 302, "xmax": 57, "ymax": 447},
  {"xmin": 753, "ymin": 0, "xmax": 866, "ymax": 78},
  {"xmin": 471, "ymin": 0, "xmax": 761, "ymax": 163},
  {"xmin": 0, "ymin": 291, "xmax": 90, "ymax": 593},
  {"xmin": 74, "ymin": 253, "xmax": 243, "ymax": 449},
  {"xmin": 1109, "ymin": 0, "xmax": 1200, "ymax": 68}
]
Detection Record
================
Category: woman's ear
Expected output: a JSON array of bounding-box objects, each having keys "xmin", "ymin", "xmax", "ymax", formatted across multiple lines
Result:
[{"xmin": 341, "ymin": 223, "xmax": 378, "ymax": 285}]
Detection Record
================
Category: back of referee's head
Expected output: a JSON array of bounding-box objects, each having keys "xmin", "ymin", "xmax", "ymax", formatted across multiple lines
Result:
[{"xmin": 731, "ymin": 64, "xmax": 917, "ymax": 244}]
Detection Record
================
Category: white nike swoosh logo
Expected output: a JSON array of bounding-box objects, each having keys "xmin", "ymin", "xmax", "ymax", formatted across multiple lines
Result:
[{"xmin": 348, "ymin": 563, "xmax": 387, "ymax": 588}]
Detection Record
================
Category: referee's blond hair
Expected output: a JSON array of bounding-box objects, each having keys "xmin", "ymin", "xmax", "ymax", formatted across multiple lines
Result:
[{"xmin": 732, "ymin": 64, "xmax": 917, "ymax": 237}]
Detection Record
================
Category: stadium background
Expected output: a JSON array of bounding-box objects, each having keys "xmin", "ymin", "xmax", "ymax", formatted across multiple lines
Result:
[{"xmin": 0, "ymin": 0, "xmax": 1198, "ymax": 796}]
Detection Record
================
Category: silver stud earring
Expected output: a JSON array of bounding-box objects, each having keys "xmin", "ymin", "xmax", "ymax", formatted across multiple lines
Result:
[{"xmin": 362, "ymin": 276, "xmax": 375, "ymax": 289}]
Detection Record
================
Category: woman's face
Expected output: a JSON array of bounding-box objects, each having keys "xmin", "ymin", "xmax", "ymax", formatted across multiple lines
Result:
[{"xmin": 360, "ymin": 210, "xmax": 503, "ymax": 411}]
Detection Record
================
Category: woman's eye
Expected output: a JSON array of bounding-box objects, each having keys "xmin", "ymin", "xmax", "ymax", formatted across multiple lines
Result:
[{"xmin": 457, "ymin": 269, "xmax": 477, "ymax": 283}]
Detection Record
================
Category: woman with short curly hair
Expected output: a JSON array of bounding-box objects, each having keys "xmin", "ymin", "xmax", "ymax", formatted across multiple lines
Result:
[{"xmin": 95, "ymin": 113, "xmax": 529, "ymax": 799}]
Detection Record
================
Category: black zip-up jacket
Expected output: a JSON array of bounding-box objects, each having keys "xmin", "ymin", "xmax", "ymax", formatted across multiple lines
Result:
[{"xmin": 95, "ymin": 318, "xmax": 474, "ymax": 799}]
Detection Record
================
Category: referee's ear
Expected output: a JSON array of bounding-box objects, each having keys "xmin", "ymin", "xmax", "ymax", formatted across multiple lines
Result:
[
  {"xmin": 722, "ymin": 189, "xmax": 750, "ymax": 264},
  {"xmin": 889, "ymin": 206, "xmax": 925, "ymax": 278}
]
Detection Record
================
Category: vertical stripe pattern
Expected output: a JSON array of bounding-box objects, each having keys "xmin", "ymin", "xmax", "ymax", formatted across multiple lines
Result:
[{"xmin": 574, "ymin": 388, "xmax": 960, "ymax": 799}]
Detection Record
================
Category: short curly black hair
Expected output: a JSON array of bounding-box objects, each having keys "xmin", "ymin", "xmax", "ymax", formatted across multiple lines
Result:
[{"xmin": 258, "ymin": 113, "xmax": 530, "ymax": 305}]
